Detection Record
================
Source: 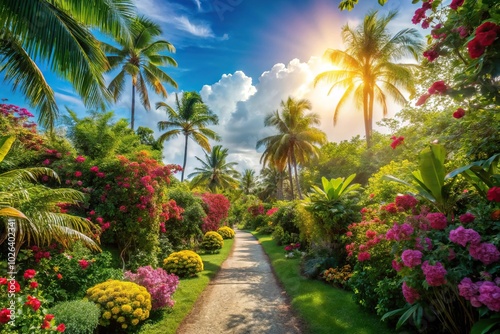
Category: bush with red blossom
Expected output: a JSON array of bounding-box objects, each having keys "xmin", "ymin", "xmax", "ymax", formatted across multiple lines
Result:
[{"xmin": 200, "ymin": 193, "xmax": 231, "ymax": 233}]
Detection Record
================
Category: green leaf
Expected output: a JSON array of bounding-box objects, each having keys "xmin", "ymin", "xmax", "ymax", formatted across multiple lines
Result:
[
  {"xmin": 470, "ymin": 318, "xmax": 500, "ymax": 334},
  {"xmin": 0, "ymin": 136, "xmax": 15, "ymax": 163},
  {"xmin": 0, "ymin": 207, "xmax": 27, "ymax": 218},
  {"xmin": 418, "ymin": 145, "xmax": 446, "ymax": 203},
  {"xmin": 396, "ymin": 304, "xmax": 420, "ymax": 329}
]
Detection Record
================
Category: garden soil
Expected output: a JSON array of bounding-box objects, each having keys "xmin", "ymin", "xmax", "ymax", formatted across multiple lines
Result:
[{"xmin": 176, "ymin": 229, "xmax": 305, "ymax": 334}]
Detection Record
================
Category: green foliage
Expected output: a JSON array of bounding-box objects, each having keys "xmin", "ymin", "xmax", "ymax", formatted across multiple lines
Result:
[
  {"xmin": 86, "ymin": 280, "xmax": 152, "ymax": 330},
  {"xmin": 310, "ymin": 174, "xmax": 361, "ymax": 201},
  {"xmin": 217, "ymin": 226, "xmax": 235, "ymax": 239},
  {"xmin": 163, "ymin": 250, "xmax": 203, "ymax": 278},
  {"xmin": 364, "ymin": 160, "xmax": 415, "ymax": 204},
  {"xmin": 201, "ymin": 231, "xmax": 224, "ymax": 253},
  {"xmin": 49, "ymin": 300, "xmax": 100, "ymax": 334}
]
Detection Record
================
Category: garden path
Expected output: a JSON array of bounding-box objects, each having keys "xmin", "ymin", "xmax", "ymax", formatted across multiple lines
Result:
[{"xmin": 176, "ymin": 229, "xmax": 304, "ymax": 334}]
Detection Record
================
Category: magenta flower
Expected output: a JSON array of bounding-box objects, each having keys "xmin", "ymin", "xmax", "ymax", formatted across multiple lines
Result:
[
  {"xmin": 395, "ymin": 195, "xmax": 418, "ymax": 210},
  {"xmin": 453, "ymin": 108, "xmax": 465, "ymax": 119},
  {"xmin": 449, "ymin": 0, "xmax": 464, "ymax": 10},
  {"xmin": 421, "ymin": 261, "xmax": 447, "ymax": 286},
  {"xmin": 426, "ymin": 212, "xmax": 447, "ymax": 230},
  {"xmin": 75, "ymin": 155, "xmax": 85, "ymax": 163},
  {"xmin": 449, "ymin": 226, "xmax": 481, "ymax": 247},
  {"xmin": 402, "ymin": 281, "xmax": 420, "ymax": 304},
  {"xmin": 459, "ymin": 212, "xmax": 475, "ymax": 223},
  {"xmin": 90, "ymin": 166, "xmax": 99, "ymax": 173},
  {"xmin": 357, "ymin": 252, "xmax": 371, "ymax": 262},
  {"xmin": 401, "ymin": 249, "xmax": 423, "ymax": 268},
  {"xmin": 478, "ymin": 282, "xmax": 500, "ymax": 312},
  {"xmin": 428, "ymin": 81, "xmax": 448, "ymax": 95},
  {"xmin": 469, "ymin": 243, "xmax": 500, "ymax": 265},
  {"xmin": 487, "ymin": 187, "xmax": 500, "ymax": 202},
  {"xmin": 415, "ymin": 93, "xmax": 430, "ymax": 106},
  {"xmin": 74, "ymin": 171, "xmax": 82, "ymax": 178}
]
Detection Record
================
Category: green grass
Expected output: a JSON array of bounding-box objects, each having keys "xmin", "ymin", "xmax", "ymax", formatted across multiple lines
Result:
[
  {"xmin": 138, "ymin": 239, "xmax": 234, "ymax": 334},
  {"xmin": 252, "ymin": 232, "xmax": 394, "ymax": 334}
]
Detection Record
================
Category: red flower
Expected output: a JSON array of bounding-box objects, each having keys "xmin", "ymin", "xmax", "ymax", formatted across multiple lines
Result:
[
  {"xmin": 449, "ymin": 0, "xmax": 464, "ymax": 10},
  {"xmin": 57, "ymin": 323, "xmax": 66, "ymax": 332},
  {"xmin": 428, "ymin": 81, "xmax": 448, "ymax": 94},
  {"xmin": 487, "ymin": 187, "xmax": 500, "ymax": 202},
  {"xmin": 74, "ymin": 171, "xmax": 82, "ymax": 178},
  {"xmin": 476, "ymin": 31, "xmax": 497, "ymax": 47},
  {"xmin": 0, "ymin": 277, "xmax": 6, "ymax": 285},
  {"xmin": 476, "ymin": 22, "xmax": 500, "ymax": 35},
  {"xmin": 416, "ymin": 93, "xmax": 430, "ymax": 106},
  {"xmin": 357, "ymin": 252, "xmax": 371, "ymax": 262},
  {"xmin": 423, "ymin": 49, "xmax": 439, "ymax": 62},
  {"xmin": 453, "ymin": 108, "xmax": 466, "ymax": 119},
  {"xmin": 467, "ymin": 38, "xmax": 486, "ymax": 58},
  {"xmin": 29, "ymin": 281, "xmax": 38, "ymax": 289},
  {"xmin": 41, "ymin": 320, "xmax": 51, "ymax": 329},
  {"xmin": 75, "ymin": 155, "xmax": 86, "ymax": 163},
  {"xmin": 45, "ymin": 314, "xmax": 55, "ymax": 321},
  {"xmin": 78, "ymin": 259, "xmax": 90, "ymax": 270},
  {"xmin": 25, "ymin": 295, "xmax": 41, "ymax": 311},
  {"xmin": 390, "ymin": 136, "xmax": 405, "ymax": 149},
  {"xmin": 0, "ymin": 309, "xmax": 11, "ymax": 324},
  {"xmin": 23, "ymin": 269, "xmax": 36, "ymax": 280},
  {"xmin": 57, "ymin": 273, "xmax": 63, "ymax": 280}
]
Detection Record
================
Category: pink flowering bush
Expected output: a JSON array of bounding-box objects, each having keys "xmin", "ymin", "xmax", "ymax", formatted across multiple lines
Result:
[{"xmin": 124, "ymin": 266, "xmax": 179, "ymax": 310}]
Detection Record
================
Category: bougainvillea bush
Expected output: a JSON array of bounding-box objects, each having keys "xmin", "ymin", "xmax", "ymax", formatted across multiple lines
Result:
[
  {"xmin": 346, "ymin": 192, "xmax": 500, "ymax": 333},
  {"xmin": 200, "ymin": 193, "xmax": 231, "ymax": 233},
  {"xmin": 124, "ymin": 266, "xmax": 179, "ymax": 310}
]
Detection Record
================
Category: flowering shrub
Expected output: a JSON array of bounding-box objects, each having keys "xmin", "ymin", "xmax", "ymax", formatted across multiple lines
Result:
[
  {"xmin": 284, "ymin": 242, "xmax": 302, "ymax": 259},
  {"xmin": 163, "ymin": 250, "xmax": 203, "ymax": 278},
  {"xmin": 217, "ymin": 226, "xmax": 235, "ymax": 239},
  {"xmin": 0, "ymin": 270, "xmax": 66, "ymax": 333},
  {"xmin": 201, "ymin": 231, "xmax": 224, "ymax": 253},
  {"xmin": 322, "ymin": 265, "xmax": 353, "ymax": 288},
  {"xmin": 124, "ymin": 266, "xmax": 179, "ymax": 310},
  {"xmin": 49, "ymin": 300, "xmax": 100, "ymax": 334},
  {"xmin": 85, "ymin": 280, "xmax": 151, "ymax": 330},
  {"xmin": 200, "ymin": 193, "xmax": 231, "ymax": 233}
]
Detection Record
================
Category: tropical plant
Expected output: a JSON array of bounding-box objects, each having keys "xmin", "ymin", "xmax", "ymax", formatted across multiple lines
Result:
[
  {"xmin": 0, "ymin": 0, "xmax": 135, "ymax": 129},
  {"xmin": 189, "ymin": 145, "xmax": 240, "ymax": 193},
  {"xmin": 156, "ymin": 92, "xmax": 220, "ymax": 181},
  {"xmin": 239, "ymin": 169, "xmax": 258, "ymax": 195},
  {"xmin": 314, "ymin": 10, "xmax": 423, "ymax": 147},
  {"xmin": 257, "ymin": 97, "xmax": 327, "ymax": 199},
  {"xmin": 258, "ymin": 166, "xmax": 287, "ymax": 201},
  {"xmin": 103, "ymin": 15, "xmax": 178, "ymax": 130}
]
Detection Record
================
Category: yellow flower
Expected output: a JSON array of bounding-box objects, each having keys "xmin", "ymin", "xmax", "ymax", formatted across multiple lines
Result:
[
  {"xmin": 121, "ymin": 324, "xmax": 128, "ymax": 329},
  {"xmin": 111, "ymin": 306, "xmax": 120, "ymax": 315},
  {"xmin": 106, "ymin": 302, "xmax": 114, "ymax": 308},
  {"xmin": 131, "ymin": 319, "xmax": 139, "ymax": 326},
  {"xmin": 133, "ymin": 308, "xmax": 143, "ymax": 318},
  {"xmin": 53, "ymin": 266, "xmax": 59, "ymax": 272},
  {"xmin": 103, "ymin": 311, "xmax": 112, "ymax": 320},
  {"xmin": 121, "ymin": 304, "xmax": 132, "ymax": 313},
  {"xmin": 136, "ymin": 294, "xmax": 145, "ymax": 302},
  {"xmin": 117, "ymin": 316, "xmax": 125, "ymax": 323}
]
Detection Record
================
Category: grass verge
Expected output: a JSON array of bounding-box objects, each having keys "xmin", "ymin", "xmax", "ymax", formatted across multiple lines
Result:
[
  {"xmin": 138, "ymin": 238, "xmax": 234, "ymax": 334},
  {"xmin": 252, "ymin": 232, "xmax": 394, "ymax": 334}
]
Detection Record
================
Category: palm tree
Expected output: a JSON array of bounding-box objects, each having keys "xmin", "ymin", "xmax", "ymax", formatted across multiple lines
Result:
[
  {"xmin": 0, "ymin": 136, "xmax": 99, "ymax": 252},
  {"xmin": 0, "ymin": 0, "xmax": 135, "ymax": 129},
  {"xmin": 156, "ymin": 92, "xmax": 220, "ymax": 181},
  {"xmin": 240, "ymin": 169, "xmax": 257, "ymax": 195},
  {"xmin": 314, "ymin": 10, "xmax": 423, "ymax": 148},
  {"xmin": 103, "ymin": 15, "xmax": 178, "ymax": 130},
  {"xmin": 257, "ymin": 97, "xmax": 327, "ymax": 199},
  {"xmin": 258, "ymin": 166, "xmax": 286, "ymax": 201},
  {"xmin": 189, "ymin": 145, "xmax": 240, "ymax": 193}
]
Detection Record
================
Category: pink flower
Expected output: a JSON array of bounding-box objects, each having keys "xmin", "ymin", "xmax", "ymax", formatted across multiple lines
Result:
[
  {"xmin": 458, "ymin": 277, "xmax": 478, "ymax": 300},
  {"xmin": 426, "ymin": 212, "xmax": 447, "ymax": 230},
  {"xmin": 487, "ymin": 187, "xmax": 500, "ymax": 202},
  {"xmin": 421, "ymin": 261, "xmax": 447, "ymax": 286},
  {"xmin": 119, "ymin": 205, "xmax": 127, "ymax": 212},
  {"xmin": 386, "ymin": 223, "xmax": 414, "ymax": 241},
  {"xmin": 469, "ymin": 243, "xmax": 500, "ymax": 265},
  {"xmin": 78, "ymin": 259, "xmax": 90, "ymax": 270},
  {"xmin": 478, "ymin": 282, "xmax": 500, "ymax": 312},
  {"xmin": 96, "ymin": 172, "xmax": 106, "ymax": 178},
  {"xmin": 390, "ymin": 136, "xmax": 404, "ymax": 149},
  {"xmin": 357, "ymin": 252, "xmax": 371, "ymax": 262},
  {"xmin": 75, "ymin": 155, "xmax": 85, "ymax": 163},
  {"xmin": 428, "ymin": 81, "xmax": 448, "ymax": 95},
  {"xmin": 392, "ymin": 260, "xmax": 403, "ymax": 272},
  {"xmin": 266, "ymin": 208, "xmax": 278, "ymax": 216},
  {"xmin": 90, "ymin": 166, "xmax": 99, "ymax": 173},
  {"xmin": 346, "ymin": 231, "xmax": 353, "ymax": 237},
  {"xmin": 401, "ymin": 249, "xmax": 423, "ymax": 268},
  {"xmin": 449, "ymin": 226, "xmax": 481, "ymax": 247},
  {"xmin": 74, "ymin": 171, "xmax": 82, "ymax": 178},
  {"xmin": 395, "ymin": 195, "xmax": 418, "ymax": 210},
  {"xmin": 449, "ymin": 0, "xmax": 464, "ymax": 10},
  {"xmin": 453, "ymin": 108, "xmax": 465, "ymax": 119},
  {"xmin": 456, "ymin": 26, "xmax": 468, "ymax": 38},
  {"xmin": 423, "ymin": 49, "xmax": 439, "ymax": 62},
  {"xmin": 459, "ymin": 212, "xmax": 475, "ymax": 223},
  {"xmin": 24, "ymin": 269, "xmax": 36, "ymax": 280},
  {"xmin": 402, "ymin": 281, "xmax": 420, "ymax": 304},
  {"xmin": 416, "ymin": 93, "xmax": 430, "ymax": 106},
  {"xmin": 365, "ymin": 230, "xmax": 377, "ymax": 239},
  {"xmin": 42, "ymin": 159, "xmax": 51, "ymax": 166}
]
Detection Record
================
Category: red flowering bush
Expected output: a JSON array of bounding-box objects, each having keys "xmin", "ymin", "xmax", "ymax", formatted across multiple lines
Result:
[
  {"xmin": 124, "ymin": 266, "xmax": 179, "ymax": 310},
  {"xmin": 200, "ymin": 193, "xmax": 231, "ymax": 233}
]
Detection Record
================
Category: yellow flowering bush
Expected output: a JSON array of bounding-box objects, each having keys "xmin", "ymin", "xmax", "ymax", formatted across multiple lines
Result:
[
  {"xmin": 201, "ymin": 231, "xmax": 224, "ymax": 253},
  {"xmin": 85, "ymin": 280, "xmax": 151, "ymax": 330},
  {"xmin": 217, "ymin": 226, "xmax": 235, "ymax": 239},
  {"xmin": 163, "ymin": 250, "xmax": 203, "ymax": 278},
  {"xmin": 322, "ymin": 265, "xmax": 353, "ymax": 288}
]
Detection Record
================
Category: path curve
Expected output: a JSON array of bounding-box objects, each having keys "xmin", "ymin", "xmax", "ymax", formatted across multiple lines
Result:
[{"xmin": 176, "ymin": 229, "xmax": 304, "ymax": 334}]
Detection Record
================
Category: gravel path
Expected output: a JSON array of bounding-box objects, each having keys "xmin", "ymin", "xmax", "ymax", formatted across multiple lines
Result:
[{"xmin": 176, "ymin": 229, "xmax": 304, "ymax": 334}]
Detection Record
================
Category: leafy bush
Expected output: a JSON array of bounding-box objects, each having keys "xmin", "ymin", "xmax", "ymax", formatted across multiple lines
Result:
[
  {"xmin": 86, "ymin": 280, "xmax": 151, "ymax": 330},
  {"xmin": 322, "ymin": 265, "xmax": 353, "ymax": 289},
  {"xmin": 201, "ymin": 231, "xmax": 224, "ymax": 253},
  {"xmin": 124, "ymin": 266, "xmax": 179, "ymax": 310},
  {"xmin": 163, "ymin": 250, "xmax": 203, "ymax": 278},
  {"xmin": 49, "ymin": 300, "xmax": 100, "ymax": 334},
  {"xmin": 217, "ymin": 226, "xmax": 235, "ymax": 239}
]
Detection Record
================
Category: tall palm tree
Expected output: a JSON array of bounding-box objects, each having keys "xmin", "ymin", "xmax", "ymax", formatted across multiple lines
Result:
[
  {"xmin": 103, "ymin": 16, "xmax": 178, "ymax": 130},
  {"xmin": 189, "ymin": 145, "xmax": 240, "ymax": 193},
  {"xmin": 156, "ymin": 92, "xmax": 220, "ymax": 181},
  {"xmin": 257, "ymin": 97, "xmax": 327, "ymax": 199},
  {"xmin": 0, "ymin": 136, "xmax": 99, "ymax": 252},
  {"xmin": 258, "ymin": 166, "xmax": 286, "ymax": 201},
  {"xmin": 0, "ymin": 0, "xmax": 135, "ymax": 129},
  {"xmin": 240, "ymin": 169, "xmax": 257, "ymax": 195},
  {"xmin": 314, "ymin": 10, "xmax": 423, "ymax": 148}
]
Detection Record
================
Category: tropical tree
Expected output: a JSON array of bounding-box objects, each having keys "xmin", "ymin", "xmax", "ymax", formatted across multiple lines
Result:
[
  {"xmin": 156, "ymin": 92, "xmax": 220, "ymax": 181},
  {"xmin": 314, "ymin": 10, "xmax": 423, "ymax": 148},
  {"xmin": 240, "ymin": 169, "xmax": 258, "ymax": 195},
  {"xmin": 256, "ymin": 97, "xmax": 327, "ymax": 199},
  {"xmin": 0, "ymin": 0, "xmax": 135, "ymax": 129},
  {"xmin": 258, "ymin": 166, "xmax": 287, "ymax": 201},
  {"xmin": 103, "ymin": 15, "xmax": 178, "ymax": 130},
  {"xmin": 0, "ymin": 136, "xmax": 99, "ymax": 252},
  {"xmin": 189, "ymin": 145, "xmax": 240, "ymax": 193}
]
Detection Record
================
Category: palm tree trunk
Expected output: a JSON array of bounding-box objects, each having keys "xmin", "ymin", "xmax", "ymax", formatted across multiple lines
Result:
[
  {"xmin": 181, "ymin": 134, "xmax": 189, "ymax": 181},
  {"xmin": 367, "ymin": 90, "xmax": 374, "ymax": 147},
  {"xmin": 363, "ymin": 87, "xmax": 371, "ymax": 148},
  {"xmin": 291, "ymin": 151, "xmax": 302, "ymax": 199},
  {"xmin": 277, "ymin": 175, "xmax": 283, "ymax": 200},
  {"xmin": 287, "ymin": 157, "xmax": 295, "ymax": 199},
  {"xmin": 131, "ymin": 83, "xmax": 136, "ymax": 131}
]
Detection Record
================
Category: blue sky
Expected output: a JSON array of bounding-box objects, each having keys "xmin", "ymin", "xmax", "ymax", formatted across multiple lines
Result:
[{"xmin": 1, "ymin": 0, "xmax": 425, "ymax": 176}]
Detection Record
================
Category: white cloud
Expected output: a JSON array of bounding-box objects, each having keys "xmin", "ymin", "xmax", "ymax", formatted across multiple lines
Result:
[{"xmin": 174, "ymin": 16, "xmax": 215, "ymax": 38}]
